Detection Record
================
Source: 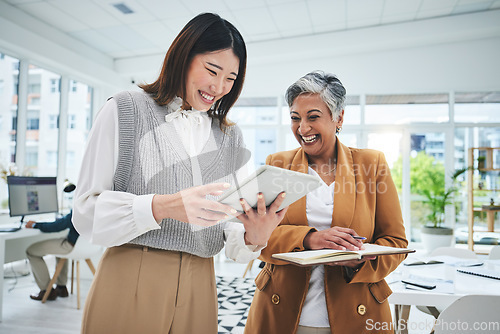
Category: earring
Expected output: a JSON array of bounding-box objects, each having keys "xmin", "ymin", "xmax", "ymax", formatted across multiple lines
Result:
[{"xmin": 336, "ymin": 126, "xmax": 342, "ymax": 134}]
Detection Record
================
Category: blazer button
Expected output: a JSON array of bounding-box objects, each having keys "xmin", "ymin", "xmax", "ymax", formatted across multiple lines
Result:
[
  {"xmin": 357, "ymin": 304, "xmax": 366, "ymax": 315},
  {"xmin": 271, "ymin": 294, "xmax": 280, "ymax": 305}
]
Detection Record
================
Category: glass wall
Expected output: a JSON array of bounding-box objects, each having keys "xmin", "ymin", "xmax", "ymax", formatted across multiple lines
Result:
[
  {"xmin": 2, "ymin": 45, "xmax": 500, "ymax": 245},
  {"xmin": 66, "ymin": 81, "xmax": 93, "ymax": 184},
  {"xmin": 365, "ymin": 94, "xmax": 449, "ymax": 124},
  {"xmin": 230, "ymin": 97, "xmax": 279, "ymax": 168},
  {"xmin": 26, "ymin": 65, "xmax": 60, "ymax": 176},
  {"xmin": 0, "ymin": 50, "xmax": 94, "ymax": 216},
  {"xmin": 0, "ymin": 53, "xmax": 19, "ymax": 211}
]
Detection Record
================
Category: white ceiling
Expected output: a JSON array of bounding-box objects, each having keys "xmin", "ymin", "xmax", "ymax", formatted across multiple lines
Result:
[{"xmin": 4, "ymin": 0, "xmax": 500, "ymax": 61}]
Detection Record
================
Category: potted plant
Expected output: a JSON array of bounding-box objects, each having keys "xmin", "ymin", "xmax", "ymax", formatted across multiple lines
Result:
[
  {"xmin": 477, "ymin": 156, "xmax": 486, "ymax": 170},
  {"xmin": 420, "ymin": 167, "xmax": 471, "ymax": 253}
]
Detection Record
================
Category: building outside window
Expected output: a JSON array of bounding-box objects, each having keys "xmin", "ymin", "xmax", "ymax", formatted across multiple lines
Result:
[
  {"xmin": 0, "ymin": 53, "xmax": 19, "ymax": 211},
  {"xmin": 50, "ymin": 78, "xmax": 59, "ymax": 93},
  {"xmin": 48, "ymin": 114, "xmax": 58, "ymax": 129}
]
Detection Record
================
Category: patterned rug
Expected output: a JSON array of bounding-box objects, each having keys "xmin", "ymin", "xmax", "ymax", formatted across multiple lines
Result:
[{"xmin": 217, "ymin": 276, "xmax": 256, "ymax": 334}]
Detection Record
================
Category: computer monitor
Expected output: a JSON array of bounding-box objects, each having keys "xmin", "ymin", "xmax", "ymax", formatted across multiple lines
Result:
[{"xmin": 7, "ymin": 176, "xmax": 58, "ymax": 222}]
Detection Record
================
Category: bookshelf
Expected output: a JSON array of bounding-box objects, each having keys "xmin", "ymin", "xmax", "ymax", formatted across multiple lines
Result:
[{"xmin": 467, "ymin": 147, "xmax": 500, "ymax": 251}]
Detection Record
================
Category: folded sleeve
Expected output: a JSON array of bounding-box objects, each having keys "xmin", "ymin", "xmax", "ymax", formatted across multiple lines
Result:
[{"xmin": 224, "ymin": 222, "xmax": 265, "ymax": 263}]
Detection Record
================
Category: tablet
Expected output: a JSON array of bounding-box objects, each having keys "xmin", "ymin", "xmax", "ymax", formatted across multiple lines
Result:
[{"xmin": 218, "ymin": 165, "xmax": 322, "ymax": 213}]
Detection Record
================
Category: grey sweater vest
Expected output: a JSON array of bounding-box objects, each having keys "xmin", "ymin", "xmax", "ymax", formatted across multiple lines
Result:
[{"xmin": 112, "ymin": 91, "xmax": 246, "ymax": 258}]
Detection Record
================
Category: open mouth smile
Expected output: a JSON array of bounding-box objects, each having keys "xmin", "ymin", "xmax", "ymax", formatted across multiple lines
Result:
[
  {"xmin": 301, "ymin": 134, "xmax": 319, "ymax": 144},
  {"xmin": 199, "ymin": 90, "xmax": 215, "ymax": 103}
]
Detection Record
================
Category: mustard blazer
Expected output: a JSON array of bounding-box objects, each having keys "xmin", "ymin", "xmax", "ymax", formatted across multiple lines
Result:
[{"xmin": 244, "ymin": 140, "xmax": 408, "ymax": 334}]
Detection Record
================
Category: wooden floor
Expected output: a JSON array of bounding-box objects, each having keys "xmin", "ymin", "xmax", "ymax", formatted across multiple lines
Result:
[{"xmin": 0, "ymin": 256, "xmax": 434, "ymax": 334}]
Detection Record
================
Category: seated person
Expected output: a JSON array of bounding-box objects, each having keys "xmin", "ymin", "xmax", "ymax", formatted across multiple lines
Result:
[{"xmin": 25, "ymin": 211, "xmax": 79, "ymax": 301}]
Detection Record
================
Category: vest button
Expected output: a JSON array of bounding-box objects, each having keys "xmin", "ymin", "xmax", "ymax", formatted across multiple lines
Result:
[
  {"xmin": 357, "ymin": 304, "xmax": 366, "ymax": 315},
  {"xmin": 271, "ymin": 294, "xmax": 280, "ymax": 305}
]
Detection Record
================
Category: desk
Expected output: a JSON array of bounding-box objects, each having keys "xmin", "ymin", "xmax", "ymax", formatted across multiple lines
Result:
[
  {"xmin": 0, "ymin": 228, "xmax": 66, "ymax": 322},
  {"xmin": 388, "ymin": 260, "xmax": 500, "ymax": 334}
]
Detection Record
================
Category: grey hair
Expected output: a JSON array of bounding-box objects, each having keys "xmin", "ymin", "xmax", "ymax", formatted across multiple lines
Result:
[{"xmin": 285, "ymin": 70, "xmax": 346, "ymax": 121}]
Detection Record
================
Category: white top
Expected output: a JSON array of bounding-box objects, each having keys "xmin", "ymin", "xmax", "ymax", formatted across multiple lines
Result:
[
  {"xmin": 73, "ymin": 98, "xmax": 261, "ymax": 263},
  {"xmin": 299, "ymin": 167, "xmax": 334, "ymax": 327}
]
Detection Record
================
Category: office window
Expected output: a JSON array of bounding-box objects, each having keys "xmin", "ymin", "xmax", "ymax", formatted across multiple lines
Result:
[
  {"xmin": 343, "ymin": 96, "xmax": 361, "ymax": 125},
  {"xmin": 27, "ymin": 65, "xmax": 60, "ymax": 176},
  {"xmin": 454, "ymin": 126, "xmax": 500, "ymax": 246},
  {"xmin": 365, "ymin": 94, "xmax": 449, "ymax": 124},
  {"xmin": 0, "ymin": 53, "xmax": 19, "ymax": 210},
  {"xmin": 231, "ymin": 97, "xmax": 278, "ymax": 125},
  {"xmin": 455, "ymin": 92, "xmax": 500, "ymax": 123},
  {"xmin": 66, "ymin": 79, "xmax": 93, "ymax": 183},
  {"xmin": 229, "ymin": 98, "xmax": 278, "ymax": 169}
]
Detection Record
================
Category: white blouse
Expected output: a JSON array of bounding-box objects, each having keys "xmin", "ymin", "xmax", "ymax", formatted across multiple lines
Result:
[
  {"xmin": 73, "ymin": 97, "xmax": 262, "ymax": 263},
  {"xmin": 299, "ymin": 167, "xmax": 335, "ymax": 327}
]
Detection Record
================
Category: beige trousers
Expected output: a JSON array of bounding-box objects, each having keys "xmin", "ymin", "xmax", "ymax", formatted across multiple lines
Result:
[
  {"xmin": 26, "ymin": 237, "xmax": 74, "ymax": 289},
  {"xmin": 81, "ymin": 245, "xmax": 217, "ymax": 334}
]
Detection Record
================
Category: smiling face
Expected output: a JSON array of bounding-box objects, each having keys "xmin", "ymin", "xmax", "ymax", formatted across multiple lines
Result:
[
  {"xmin": 182, "ymin": 49, "xmax": 239, "ymax": 112},
  {"xmin": 290, "ymin": 93, "xmax": 344, "ymax": 161}
]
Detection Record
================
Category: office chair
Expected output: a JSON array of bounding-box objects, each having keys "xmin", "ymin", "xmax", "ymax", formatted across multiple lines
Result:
[
  {"xmin": 41, "ymin": 237, "xmax": 104, "ymax": 309},
  {"xmin": 489, "ymin": 245, "xmax": 500, "ymax": 260},
  {"xmin": 433, "ymin": 295, "xmax": 500, "ymax": 334}
]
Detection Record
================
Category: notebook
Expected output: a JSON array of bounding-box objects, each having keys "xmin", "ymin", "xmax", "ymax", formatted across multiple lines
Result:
[
  {"xmin": 272, "ymin": 244, "xmax": 415, "ymax": 266},
  {"xmin": 457, "ymin": 267, "xmax": 500, "ymax": 280}
]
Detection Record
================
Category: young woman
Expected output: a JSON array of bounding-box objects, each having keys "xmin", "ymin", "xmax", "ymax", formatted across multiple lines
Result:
[{"xmin": 73, "ymin": 13, "xmax": 287, "ymax": 334}]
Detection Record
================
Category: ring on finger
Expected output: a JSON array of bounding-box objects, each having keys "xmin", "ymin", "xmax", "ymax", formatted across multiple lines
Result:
[{"xmin": 257, "ymin": 211, "xmax": 266, "ymax": 216}]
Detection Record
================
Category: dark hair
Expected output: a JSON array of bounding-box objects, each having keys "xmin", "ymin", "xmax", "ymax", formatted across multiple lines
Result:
[{"xmin": 140, "ymin": 13, "xmax": 247, "ymax": 128}]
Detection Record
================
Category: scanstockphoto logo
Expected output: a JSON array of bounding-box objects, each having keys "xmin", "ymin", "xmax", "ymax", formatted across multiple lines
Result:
[
  {"xmin": 270, "ymin": 174, "xmax": 320, "ymax": 194},
  {"xmin": 267, "ymin": 160, "xmax": 394, "ymax": 195},
  {"xmin": 270, "ymin": 175, "xmax": 392, "ymax": 195},
  {"xmin": 365, "ymin": 319, "xmax": 500, "ymax": 332}
]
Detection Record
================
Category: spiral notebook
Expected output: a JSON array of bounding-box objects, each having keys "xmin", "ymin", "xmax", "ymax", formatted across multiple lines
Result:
[{"xmin": 457, "ymin": 268, "xmax": 500, "ymax": 280}]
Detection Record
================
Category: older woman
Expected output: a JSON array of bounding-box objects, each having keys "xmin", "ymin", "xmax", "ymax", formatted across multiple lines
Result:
[{"xmin": 244, "ymin": 71, "xmax": 408, "ymax": 334}]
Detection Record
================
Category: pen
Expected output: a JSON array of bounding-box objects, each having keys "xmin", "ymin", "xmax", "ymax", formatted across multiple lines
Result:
[{"xmin": 353, "ymin": 236, "xmax": 366, "ymax": 240}]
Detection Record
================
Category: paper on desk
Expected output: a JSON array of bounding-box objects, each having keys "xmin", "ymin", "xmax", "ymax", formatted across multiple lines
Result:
[
  {"xmin": 431, "ymin": 255, "xmax": 483, "ymax": 267},
  {"xmin": 404, "ymin": 274, "xmax": 454, "ymax": 294}
]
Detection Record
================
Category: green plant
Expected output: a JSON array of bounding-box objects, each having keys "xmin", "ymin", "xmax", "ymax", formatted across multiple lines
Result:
[
  {"xmin": 391, "ymin": 152, "xmax": 471, "ymax": 228},
  {"xmin": 477, "ymin": 155, "xmax": 486, "ymax": 170},
  {"xmin": 421, "ymin": 166, "xmax": 471, "ymax": 228}
]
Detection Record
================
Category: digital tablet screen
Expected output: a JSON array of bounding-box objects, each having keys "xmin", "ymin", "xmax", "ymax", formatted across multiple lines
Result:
[{"xmin": 218, "ymin": 165, "xmax": 322, "ymax": 213}]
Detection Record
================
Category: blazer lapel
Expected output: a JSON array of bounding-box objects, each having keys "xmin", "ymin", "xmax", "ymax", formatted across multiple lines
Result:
[
  {"xmin": 332, "ymin": 139, "xmax": 355, "ymax": 228},
  {"xmin": 285, "ymin": 149, "xmax": 309, "ymax": 226}
]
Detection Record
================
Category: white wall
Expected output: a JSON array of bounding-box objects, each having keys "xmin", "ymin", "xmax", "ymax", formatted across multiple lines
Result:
[
  {"xmin": 0, "ymin": 1, "xmax": 128, "ymax": 101},
  {"xmin": 1, "ymin": 3, "xmax": 500, "ymax": 100},
  {"xmin": 117, "ymin": 10, "xmax": 500, "ymax": 97}
]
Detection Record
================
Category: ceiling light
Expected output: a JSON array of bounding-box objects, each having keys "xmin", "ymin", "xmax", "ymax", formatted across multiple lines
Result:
[{"xmin": 112, "ymin": 3, "xmax": 134, "ymax": 15}]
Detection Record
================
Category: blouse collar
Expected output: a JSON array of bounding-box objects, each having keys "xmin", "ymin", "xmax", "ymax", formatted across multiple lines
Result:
[{"xmin": 165, "ymin": 96, "xmax": 208, "ymax": 124}]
